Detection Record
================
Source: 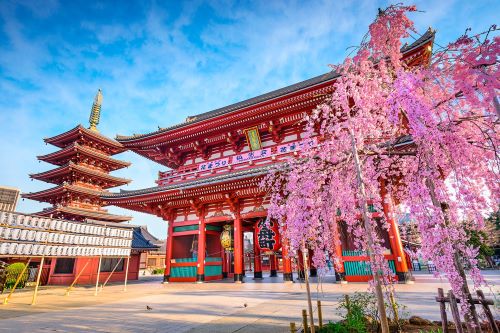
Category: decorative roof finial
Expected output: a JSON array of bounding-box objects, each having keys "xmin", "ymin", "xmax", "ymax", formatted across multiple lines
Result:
[{"xmin": 89, "ymin": 89, "xmax": 103, "ymax": 132}]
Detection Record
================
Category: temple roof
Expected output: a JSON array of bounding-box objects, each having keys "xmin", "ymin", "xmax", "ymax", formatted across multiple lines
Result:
[
  {"xmin": 37, "ymin": 142, "xmax": 131, "ymax": 170},
  {"xmin": 29, "ymin": 162, "xmax": 131, "ymax": 188},
  {"xmin": 132, "ymin": 227, "xmax": 161, "ymax": 250},
  {"xmin": 44, "ymin": 125, "xmax": 126, "ymax": 154},
  {"xmin": 102, "ymin": 164, "xmax": 273, "ymax": 200},
  {"xmin": 116, "ymin": 29, "xmax": 435, "ymax": 143},
  {"xmin": 34, "ymin": 206, "xmax": 131, "ymax": 222},
  {"xmin": 22, "ymin": 184, "xmax": 107, "ymax": 201}
]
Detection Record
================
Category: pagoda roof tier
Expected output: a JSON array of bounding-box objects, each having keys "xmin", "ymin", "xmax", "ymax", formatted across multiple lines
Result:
[
  {"xmin": 29, "ymin": 162, "xmax": 131, "ymax": 189},
  {"xmin": 115, "ymin": 29, "xmax": 435, "ymax": 147},
  {"xmin": 37, "ymin": 142, "xmax": 131, "ymax": 170},
  {"xmin": 22, "ymin": 184, "xmax": 107, "ymax": 203},
  {"xmin": 34, "ymin": 206, "xmax": 131, "ymax": 222},
  {"xmin": 44, "ymin": 125, "xmax": 126, "ymax": 155}
]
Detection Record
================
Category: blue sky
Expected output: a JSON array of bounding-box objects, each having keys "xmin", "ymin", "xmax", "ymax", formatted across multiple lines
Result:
[{"xmin": 0, "ymin": 0, "xmax": 498, "ymax": 238}]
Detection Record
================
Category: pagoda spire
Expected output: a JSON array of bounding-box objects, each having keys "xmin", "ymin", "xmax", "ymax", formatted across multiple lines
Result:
[{"xmin": 89, "ymin": 89, "xmax": 103, "ymax": 132}]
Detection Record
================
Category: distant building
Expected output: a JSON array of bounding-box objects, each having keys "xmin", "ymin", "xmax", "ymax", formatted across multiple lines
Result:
[{"xmin": 0, "ymin": 186, "xmax": 20, "ymax": 212}]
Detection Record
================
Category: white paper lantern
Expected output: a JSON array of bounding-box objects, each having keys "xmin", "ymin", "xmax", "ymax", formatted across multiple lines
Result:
[
  {"xmin": 8, "ymin": 242, "xmax": 18, "ymax": 255},
  {"xmin": 43, "ymin": 246, "xmax": 51, "ymax": 256},
  {"xmin": 50, "ymin": 246, "xmax": 57, "ymax": 256},
  {"xmin": 27, "ymin": 230, "xmax": 36, "ymax": 241},
  {"xmin": 11, "ymin": 228, "xmax": 21, "ymax": 240},
  {"xmin": 48, "ymin": 233, "xmax": 56, "ymax": 243},
  {"xmin": 20, "ymin": 229, "xmax": 29, "ymax": 241},
  {"xmin": 32, "ymin": 244, "xmax": 40, "ymax": 255},
  {"xmin": 23, "ymin": 243, "xmax": 33, "ymax": 255},
  {"xmin": 0, "ymin": 242, "xmax": 9, "ymax": 254},
  {"xmin": 16, "ymin": 243, "xmax": 25, "ymax": 255}
]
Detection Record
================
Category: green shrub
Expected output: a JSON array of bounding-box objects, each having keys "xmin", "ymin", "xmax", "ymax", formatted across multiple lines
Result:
[
  {"xmin": 152, "ymin": 268, "xmax": 165, "ymax": 275},
  {"xmin": 5, "ymin": 263, "xmax": 29, "ymax": 289},
  {"xmin": 319, "ymin": 321, "xmax": 348, "ymax": 333}
]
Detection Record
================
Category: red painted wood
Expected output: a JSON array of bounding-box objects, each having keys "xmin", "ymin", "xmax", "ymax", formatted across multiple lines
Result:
[{"xmin": 233, "ymin": 215, "xmax": 243, "ymax": 276}]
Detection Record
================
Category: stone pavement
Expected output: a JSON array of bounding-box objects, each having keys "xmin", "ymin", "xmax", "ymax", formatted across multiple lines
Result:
[{"xmin": 0, "ymin": 271, "xmax": 498, "ymax": 332}]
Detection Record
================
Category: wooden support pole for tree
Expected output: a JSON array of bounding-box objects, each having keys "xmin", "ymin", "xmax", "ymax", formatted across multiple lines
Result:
[
  {"xmin": 100, "ymin": 257, "xmax": 123, "ymax": 291},
  {"xmin": 123, "ymin": 256, "xmax": 130, "ymax": 292},
  {"xmin": 317, "ymin": 300, "xmax": 323, "ymax": 329},
  {"xmin": 302, "ymin": 309, "xmax": 309, "ymax": 333},
  {"xmin": 302, "ymin": 243, "xmax": 315, "ymax": 333},
  {"xmin": 426, "ymin": 178, "xmax": 481, "ymax": 331},
  {"xmin": 94, "ymin": 255, "xmax": 102, "ymax": 296},
  {"xmin": 349, "ymin": 129, "xmax": 390, "ymax": 333},
  {"xmin": 437, "ymin": 288, "xmax": 449, "ymax": 333},
  {"xmin": 448, "ymin": 290, "xmax": 464, "ymax": 333},
  {"xmin": 389, "ymin": 292, "xmax": 400, "ymax": 330},
  {"xmin": 289, "ymin": 322, "xmax": 296, "ymax": 333},
  {"xmin": 476, "ymin": 290, "xmax": 499, "ymax": 333},
  {"xmin": 3, "ymin": 258, "xmax": 31, "ymax": 305},
  {"xmin": 65, "ymin": 258, "xmax": 91, "ymax": 296},
  {"xmin": 31, "ymin": 256, "xmax": 45, "ymax": 305}
]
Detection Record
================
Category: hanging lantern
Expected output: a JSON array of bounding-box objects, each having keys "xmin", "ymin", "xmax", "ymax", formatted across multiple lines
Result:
[
  {"xmin": 256, "ymin": 218, "xmax": 281, "ymax": 252},
  {"xmin": 220, "ymin": 224, "xmax": 233, "ymax": 252}
]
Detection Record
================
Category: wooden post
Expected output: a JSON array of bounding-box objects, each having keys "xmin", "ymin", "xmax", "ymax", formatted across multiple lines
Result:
[
  {"xmin": 3, "ymin": 258, "xmax": 31, "ymax": 304},
  {"xmin": 302, "ymin": 309, "xmax": 309, "ymax": 333},
  {"xmin": 65, "ymin": 258, "xmax": 91, "ymax": 296},
  {"xmin": 349, "ymin": 128, "xmax": 389, "ymax": 332},
  {"xmin": 448, "ymin": 290, "xmax": 464, "ymax": 333},
  {"xmin": 31, "ymin": 256, "xmax": 45, "ymax": 305},
  {"xmin": 289, "ymin": 322, "xmax": 296, "ymax": 333},
  {"xmin": 317, "ymin": 300, "xmax": 323, "ymax": 328},
  {"xmin": 345, "ymin": 294, "xmax": 351, "ymax": 317},
  {"xmin": 302, "ymin": 243, "xmax": 315, "ymax": 333},
  {"xmin": 477, "ymin": 290, "xmax": 499, "ymax": 333},
  {"xmin": 437, "ymin": 288, "xmax": 449, "ymax": 333},
  {"xmin": 94, "ymin": 255, "xmax": 102, "ymax": 296},
  {"xmin": 123, "ymin": 256, "xmax": 130, "ymax": 291},
  {"xmin": 100, "ymin": 258, "xmax": 123, "ymax": 291},
  {"xmin": 389, "ymin": 293, "xmax": 400, "ymax": 326}
]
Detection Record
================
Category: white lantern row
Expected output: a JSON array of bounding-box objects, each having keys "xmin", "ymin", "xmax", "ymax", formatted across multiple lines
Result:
[
  {"xmin": 0, "ymin": 242, "xmax": 131, "ymax": 257},
  {"xmin": 0, "ymin": 212, "xmax": 133, "ymax": 239},
  {"xmin": 0, "ymin": 227, "xmax": 133, "ymax": 248}
]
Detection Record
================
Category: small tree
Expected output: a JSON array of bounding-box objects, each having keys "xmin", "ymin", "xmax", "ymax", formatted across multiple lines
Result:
[{"xmin": 264, "ymin": 5, "xmax": 498, "ymax": 332}]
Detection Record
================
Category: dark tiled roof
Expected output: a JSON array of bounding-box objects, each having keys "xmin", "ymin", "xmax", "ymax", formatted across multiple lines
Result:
[
  {"xmin": 116, "ymin": 29, "xmax": 435, "ymax": 142},
  {"xmin": 132, "ymin": 227, "xmax": 160, "ymax": 250},
  {"xmin": 102, "ymin": 164, "xmax": 274, "ymax": 199}
]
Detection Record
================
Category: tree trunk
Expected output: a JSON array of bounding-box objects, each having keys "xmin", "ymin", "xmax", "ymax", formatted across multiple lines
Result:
[
  {"xmin": 302, "ymin": 241, "xmax": 316, "ymax": 333},
  {"xmin": 350, "ymin": 130, "xmax": 390, "ymax": 333},
  {"xmin": 425, "ymin": 178, "xmax": 481, "ymax": 332}
]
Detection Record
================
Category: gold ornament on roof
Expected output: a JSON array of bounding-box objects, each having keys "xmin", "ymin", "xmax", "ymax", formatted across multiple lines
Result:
[{"xmin": 88, "ymin": 89, "xmax": 103, "ymax": 132}]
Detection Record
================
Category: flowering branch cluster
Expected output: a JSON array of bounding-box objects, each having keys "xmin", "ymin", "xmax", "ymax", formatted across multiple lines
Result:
[{"xmin": 263, "ymin": 4, "xmax": 499, "ymax": 318}]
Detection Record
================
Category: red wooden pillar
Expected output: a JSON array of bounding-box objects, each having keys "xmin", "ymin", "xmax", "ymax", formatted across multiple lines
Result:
[
  {"xmin": 253, "ymin": 228, "xmax": 263, "ymax": 279},
  {"xmin": 196, "ymin": 215, "xmax": 206, "ymax": 282},
  {"xmin": 333, "ymin": 221, "xmax": 345, "ymax": 282},
  {"xmin": 163, "ymin": 218, "xmax": 174, "ymax": 283},
  {"xmin": 282, "ymin": 242, "xmax": 293, "ymax": 282},
  {"xmin": 380, "ymin": 180, "xmax": 409, "ymax": 283},
  {"xmin": 222, "ymin": 251, "xmax": 228, "ymax": 278},
  {"xmin": 270, "ymin": 254, "xmax": 277, "ymax": 277},
  {"xmin": 233, "ymin": 214, "xmax": 244, "ymax": 282},
  {"xmin": 297, "ymin": 250, "xmax": 305, "ymax": 280},
  {"xmin": 308, "ymin": 249, "xmax": 317, "ymax": 277}
]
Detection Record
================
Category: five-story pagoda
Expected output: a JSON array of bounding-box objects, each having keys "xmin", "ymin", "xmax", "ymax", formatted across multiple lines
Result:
[{"xmin": 23, "ymin": 90, "xmax": 131, "ymax": 223}]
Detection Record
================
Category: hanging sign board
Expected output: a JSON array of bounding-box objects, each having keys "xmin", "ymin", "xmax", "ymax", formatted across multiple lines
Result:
[{"xmin": 243, "ymin": 127, "xmax": 262, "ymax": 151}]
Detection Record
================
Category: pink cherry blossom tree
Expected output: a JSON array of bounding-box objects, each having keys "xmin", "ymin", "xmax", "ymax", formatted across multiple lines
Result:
[{"xmin": 264, "ymin": 5, "xmax": 498, "ymax": 331}]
